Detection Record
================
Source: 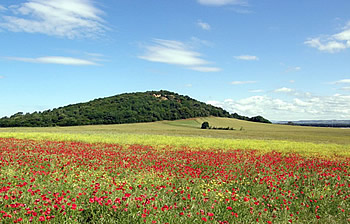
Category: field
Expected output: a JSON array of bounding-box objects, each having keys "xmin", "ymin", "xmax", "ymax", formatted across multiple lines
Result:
[
  {"xmin": 2, "ymin": 117, "xmax": 350, "ymax": 145},
  {"xmin": 0, "ymin": 117, "xmax": 349, "ymax": 223}
]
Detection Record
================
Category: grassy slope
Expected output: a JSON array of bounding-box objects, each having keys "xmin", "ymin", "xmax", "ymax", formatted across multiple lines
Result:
[{"xmin": 1, "ymin": 117, "xmax": 349, "ymax": 145}]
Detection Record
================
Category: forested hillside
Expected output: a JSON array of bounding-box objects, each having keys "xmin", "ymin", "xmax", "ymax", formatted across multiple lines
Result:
[{"xmin": 0, "ymin": 90, "xmax": 270, "ymax": 127}]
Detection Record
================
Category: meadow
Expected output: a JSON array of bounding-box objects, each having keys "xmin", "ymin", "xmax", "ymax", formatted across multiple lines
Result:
[
  {"xmin": 0, "ymin": 117, "xmax": 349, "ymax": 223},
  {"xmin": 2, "ymin": 117, "xmax": 350, "ymax": 145},
  {"xmin": 1, "ymin": 117, "xmax": 349, "ymax": 157}
]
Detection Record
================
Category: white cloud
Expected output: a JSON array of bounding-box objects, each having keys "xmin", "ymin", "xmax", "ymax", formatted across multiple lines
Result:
[
  {"xmin": 341, "ymin": 87, "xmax": 350, "ymax": 91},
  {"xmin": 190, "ymin": 37, "xmax": 212, "ymax": 47},
  {"xmin": 0, "ymin": 75, "xmax": 4, "ymax": 79},
  {"xmin": 139, "ymin": 39, "xmax": 221, "ymax": 72},
  {"xmin": 197, "ymin": 0, "xmax": 247, "ymax": 6},
  {"xmin": 249, "ymin": 89, "xmax": 264, "ymax": 93},
  {"xmin": 208, "ymin": 94, "xmax": 350, "ymax": 120},
  {"xmin": 289, "ymin": 80, "xmax": 295, "ymax": 83},
  {"xmin": 6, "ymin": 56, "xmax": 98, "ymax": 65},
  {"xmin": 190, "ymin": 66, "xmax": 221, "ymax": 72},
  {"xmin": 197, "ymin": 21, "xmax": 211, "ymax": 30},
  {"xmin": 85, "ymin": 52, "xmax": 104, "ymax": 57},
  {"xmin": 234, "ymin": 55, "xmax": 259, "ymax": 61},
  {"xmin": 139, "ymin": 39, "xmax": 205, "ymax": 66},
  {"xmin": 231, "ymin": 81, "xmax": 256, "ymax": 85},
  {"xmin": 0, "ymin": 0, "xmax": 106, "ymax": 39},
  {"xmin": 332, "ymin": 79, "xmax": 350, "ymax": 84},
  {"xmin": 274, "ymin": 87, "xmax": 294, "ymax": 93},
  {"xmin": 0, "ymin": 5, "xmax": 7, "ymax": 11},
  {"xmin": 305, "ymin": 38, "xmax": 348, "ymax": 53},
  {"xmin": 293, "ymin": 98, "xmax": 312, "ymax": 107},
  {"xmin": 305, "ymin": 21, "xmax": 350, "ymax": 53},
  {"xmin": 285, "ymin": 66, "xmax": 301, "ymax": 73}
]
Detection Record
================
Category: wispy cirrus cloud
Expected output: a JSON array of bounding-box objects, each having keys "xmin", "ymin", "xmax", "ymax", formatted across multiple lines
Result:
[
  {"xmin": 285, "ymin": 66, "xmax": 301, "ymax": 73},
  {"xmin": 197, "ymin": 20, "xmax": 211, "ymax": 30},
  {"xmin": 331, "ymin": 79, "xmax": 350, "ymax": 85},
  {"xmin": 0, "ymin": 5, "xmax": 6, "ymax": 11},
  {"xmin": 139, "ymin": 39, "xmax": 221, "ymax": 72},
  {"xmin": 341, "ymin": 87, "xmax": 350, "ymax": 91},
  {"xmin": 197, "ymin": 0, "xmax": 247, "ymax": 6},
  {"xmin": 5, "ymin": 56, "xmax": 98, "ymax": 66},
  {"xmin": 0, "ymin": 0, "xmax": 106, "ymax": 39},
  {"xmin": 231, "ymin": 80, "xmax": 256, "ymax": 85},
  {"xmin": 191, "ymin": 66, "xmax": 221, "ymax": 72},
  {"xmin": 331, "ymin": 79, "xmax": 350, "ymax": 91},
  {"xmin": 249, "ymin": 89, "xmax": 264, "ymax": 93},
  {"xmin": 234, "ymin": 55, "xmax": 259, "ymax": 61},
  {"xmin": 305, "ymin": 21, "xmax": 350, "ymax": 53}
]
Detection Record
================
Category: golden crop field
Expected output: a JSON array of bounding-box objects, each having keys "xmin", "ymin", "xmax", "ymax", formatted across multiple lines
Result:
[{"xmin": 1, "ymin": 117, "xmax": 349, "ymax": 157}]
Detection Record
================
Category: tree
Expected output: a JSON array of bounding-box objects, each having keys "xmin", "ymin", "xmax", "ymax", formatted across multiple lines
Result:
[
  {"xmin": 249, "ymin": 116, "xmax": 271, "ymax": 124},
  {"xmin": 201, "ymin": 122, "xmax": 210, "ymax": 129},
  {"xmin": 0, "ymin": 90, "xmax": 271, "ymax": 127}
]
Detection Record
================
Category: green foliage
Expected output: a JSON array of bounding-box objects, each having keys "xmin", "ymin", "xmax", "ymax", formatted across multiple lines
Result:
[
  {"xmin": 0, "ymin": 90, "xmax": 271, "ymax": 127},
  {"xmin": 201, "ymin": 122, "xmax": 210, "ymax": 129},
  {"xmin": 248, "ymin": 115, "xmax": 272, "ymax": 123},
  {"xmin": 209, "ymin": 126, "xmax": 235, "ymax": 130},
  {"xmin": 229, "ymin": 112, "xmax": 249, "ymax": 120}
]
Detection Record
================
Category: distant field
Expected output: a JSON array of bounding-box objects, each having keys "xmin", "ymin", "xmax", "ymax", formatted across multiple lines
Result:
[
  {"xmin": 1, "ymin": 117, "xmax": 350, "ymax": 144},
  {"xmin": 0, "ymin": 117, "xmax": 349, "ymax": 157}
]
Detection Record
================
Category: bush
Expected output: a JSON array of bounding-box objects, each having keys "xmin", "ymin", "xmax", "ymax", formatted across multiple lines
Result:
[{"xmin": 201, "ymin": 122, "xmax": 209, "ymax": 129}]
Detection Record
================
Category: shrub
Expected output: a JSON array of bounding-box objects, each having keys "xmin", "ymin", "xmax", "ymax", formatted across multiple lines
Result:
[{"xmin": 201, "ymin": 122, "xmax": 210, "ymax": 129}]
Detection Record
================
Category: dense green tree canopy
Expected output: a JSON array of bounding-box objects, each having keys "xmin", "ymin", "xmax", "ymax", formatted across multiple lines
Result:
[
  {"xmin": 201, "ymin": 122, "xmax": 210, "ymax": 129},
  {"xmin": 0, "ymin": 90, "xmax": 271, "ymax": 127}
]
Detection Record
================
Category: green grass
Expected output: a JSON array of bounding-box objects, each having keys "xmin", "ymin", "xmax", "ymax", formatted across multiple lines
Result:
[{"xmin": 0, "ymin": 117, "xmax": 349, "ymax": 157}]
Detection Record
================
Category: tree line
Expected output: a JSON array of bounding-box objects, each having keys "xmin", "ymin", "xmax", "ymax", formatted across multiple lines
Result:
[{"xmin": 0, "ymin": 90, "xmax": 271, "ymax": 127}]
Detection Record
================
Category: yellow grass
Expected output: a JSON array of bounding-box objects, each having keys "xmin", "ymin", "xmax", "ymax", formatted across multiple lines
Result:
[
  {"xmin": 2, "ymin": 117, "xmax": 350, "ymax": 144},
  {"xmin": 0, "ymin": 131, "xmax": 349, "ymax": 158},
  {"xmin": 1, "ymin": 117, "xmax": 349, "ymax": 158}
]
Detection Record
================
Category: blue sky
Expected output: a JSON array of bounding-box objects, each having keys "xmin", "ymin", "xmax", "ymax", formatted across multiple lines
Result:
[{"xmin": 0, "ymin": 0, "xmax": 350, "ymax": 121}]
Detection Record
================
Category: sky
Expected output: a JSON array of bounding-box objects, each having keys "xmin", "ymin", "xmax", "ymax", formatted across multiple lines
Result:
[{"xmin": 0, "ymin": 0, "xmax": 350, "ymax": 121}]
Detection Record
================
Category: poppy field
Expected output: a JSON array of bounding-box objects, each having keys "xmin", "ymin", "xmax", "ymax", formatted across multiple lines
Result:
[
  {"xmin": 0, "ymin": 137, "xmax": 349, "ymax": 223},
  {"xmin": 0, "ymin": 138, "xmax": 350, "ymax": 223}
]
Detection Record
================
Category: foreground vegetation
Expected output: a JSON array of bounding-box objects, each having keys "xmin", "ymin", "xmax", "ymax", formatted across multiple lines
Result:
[
  {"xmin": 0, "ymin": 138, "xmax": 349, "ymax": 223},
  {"xmin": 0, "ymin": 132, "xmax": 349, "ymax": 158},
  {"xmin": 0, "ymin": 118, "xmax": 349, "ymax": 223}
]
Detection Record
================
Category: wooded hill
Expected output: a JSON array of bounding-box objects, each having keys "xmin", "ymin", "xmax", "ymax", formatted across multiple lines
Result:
[{"xmin": 0, "ymin": 90, "xmax": 271, "ymax": 127}]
